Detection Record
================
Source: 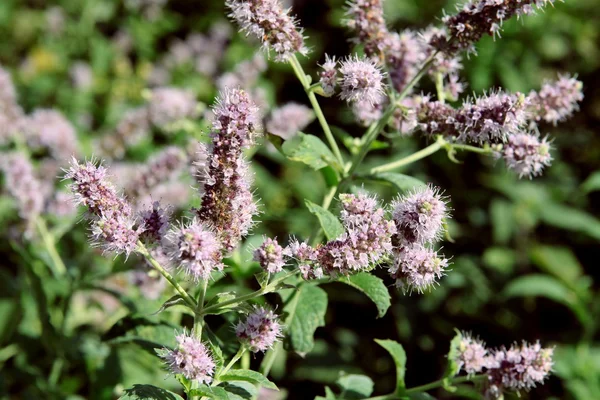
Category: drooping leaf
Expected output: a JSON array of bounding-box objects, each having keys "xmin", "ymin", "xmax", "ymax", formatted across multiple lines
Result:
[
  {"xmin": 340, "ymin": 273, "xmax": 391, "ymax": 318},
  {"xmin": 305, "ymin": 199, "xmax": 345, "ymax": 241},
  {"xmin": 118, "ymin": 384, "xmax": 184, "ymax": 400},
  {"xmin": 218, "ymin": 381, "xmax": 258, "ymax": 400},
  {"xmin": 375, "ymin": 339, "xmax": 407, "ymax": 391},
  {"xmin": 336, "ymin": 374, "xmax": 374, "ymax": 399},
  {"xmin": 283, "ymin": 284, "xmax": 328, "ymax": 354},
  {"xmin": 371, "ymin": 172, "xmax": 426, "ymax": 192},
  {"xmin": 219, "ymin": 369, "xmax": 278, "ymax": 390},
  {"xmin": 282, "ymin": 133, "xmax": 340, "ymax": 171}
]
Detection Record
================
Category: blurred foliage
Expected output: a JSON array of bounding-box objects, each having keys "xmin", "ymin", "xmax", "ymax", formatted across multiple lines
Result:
[{"xmin": 0, "ymin": 0, "xmax": 599, "ymax": 399}]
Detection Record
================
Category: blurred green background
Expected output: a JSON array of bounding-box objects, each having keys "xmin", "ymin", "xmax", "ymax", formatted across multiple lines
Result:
[{"xmin": 1, "ymin": 0, "xmax": 599, "ymax": 399}]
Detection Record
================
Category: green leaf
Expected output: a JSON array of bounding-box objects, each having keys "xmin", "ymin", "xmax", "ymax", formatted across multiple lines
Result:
[
  {"xmin": 305, "ymin": 199, "xmax": 345, "ymax": 241},
  {"xmin": 375, "ymin": 339, "xmax": 407, "ymax": 391},
  {"xmin": 489, "ymin": 199, "xmax": 514, "ymax": 244},
  {"xmin": 336, "ymin": 374, "xmax": 374, "ymax": 399},
  {"xmin": 188, "ymin": 386, "xmax": 229, "ymax": 400},
  {"xmin": 371, "ymin": 172, "xmax": 426, "ymax": 192},
  {"xmin": 119, "ymin": 384, "xmax": 184, "ymax": 400},
  {"xmin": 282, "ymin": 132, "xmax": 340, "ymax": 171},
  {"xmin": 219, "ymin": 369, "xmax": 278, "ymax": 390},
  {"xmin": 444, "ymin": 331, "xmax": 463, "ymax": 379},
  {"xmin": 581, "ymin": 171, "xmax": 600, "ymax": 194},
  {"xmin": 539, "ymin": 203, "xmax": 600, "ymax": 240},
  {"xmin": 529, "ymin": 246, "xmax": 583, "ymax": 285},
  {"xmin": 109, "ymin": 323, "xmax": 177, "ymax": 355},
  {"xmin": 219, "ymin": 381, "xmax": 258, "ymax": 400},
  {"xmin": 283, "ymin": 284, "xmax": 328, "ymax": 354},
  {"xmin": 152, "ymin": 295, "xmax": 189, "ymax": 315},
  {"xmin": 340, "ymin": 273, "xmax": 391, "ymax": 318}
]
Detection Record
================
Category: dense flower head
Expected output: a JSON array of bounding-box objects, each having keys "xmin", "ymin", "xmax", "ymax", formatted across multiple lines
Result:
[
  {"xmin": 431, "ymin": 0, "xmax": 556, "ymax": 54},
  {"xmin": 501, "ymin": 133, "xmax": 552, "ymax": 179},
  {"xmin": 319, "ymin": 55, "xmax": 338, "ymax": 97},
  {"xmin": 254, "ymin": 237, "xmax": 285, "ymax": 273},
  {"xmin": 125, "ymin": 146, "xmax": 187, "ymax": 201},
  {"xmin": 385, "ymin": 30, "xmax": 429, "ymax": 93},
  {"xmin": 266, "ymin": 103, "xmax": 315, "ymax": 140},
  {"xmin": 392, "ymin": 185, "xmax": 449, "ymax": 246},
  {"xmin": 317, "ymin": 192, "xmax": 395, "ymax": 276},
  {"xmin": 91, "ymin": 212, "xmax": 141, "ymax": 256},
  {"xmin": 389, "ymin": 245, "xmax": 449, "ymax": 293},
  {"xmin": 390, "ymin": 97, "xmax": 418, "ymax": 136},
  {"xmin": 166, "ymin": 219, "xmax": 224, "ymax": 281},
  {"xmin": 352, "ymin": 95, "xmax": 386, "ymax": 126},
  {"xmin": 453, "ymin": 332, "xmax": 489, "ymax": 375},
  {"xmin": 139, "ymin": 201, "xmax": 171, "ymax": 244},
  {"xmin": 284, "ymin": 239, "xmax": 322, "ymax": 280},
  {"xmin": 227, "ymin": 0, "xmax": 307, "ymax": 61},
  {"xmin": 344, "ymin": 0, "xmax": 388, "ymax": 62},
  {"xmin": 24, "ymin": 109, "xmax": 79, "ymax": 160},
  {"xmin": 235, "ymin": 306, "xmax": 283, "ymax": 352},
  {"xmin": 64, "ymin": 158, "xmax": 132, "ymax": 218},
  {"xmin": 527, "ymin": 75, "xmax": 584, "ymax": 125},
  {"xmin": 211, "ymin": 88, "xmax": 262, "ymax": 149},
  {"xmin": 485, "ymin": 341, "xmax": 554, "ymax": 398},
  {"xmin": 148, "ymin": 87, "xmax": 199, "ymax": 128},
  {"xmin": 338, "ymin": 56, "xmax": 386, "ymax": 105},
  {"xmin": 0, "ymin": 153, "xmax": 44, "ymax": 224},
  {"xmin": 162, "ymin": 331, "xmax": 215, "ymax": 383},
  {"xmin": 0, "ymin": 66, "xmax": 23, "ymax": 145}
]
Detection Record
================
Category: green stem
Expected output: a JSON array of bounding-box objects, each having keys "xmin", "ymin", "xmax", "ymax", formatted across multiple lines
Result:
[
  {"xmin": 136, "ymin": 241, "xmax": 196, "ymax": 308},
  {"xmin": 220, "ymin": 346, "xmax": 247, "ymax": 378},
  {"xmin": 369, "ymin": 136, "xmax": 446, "ymax": 174},
  {"xmin": 191, "ymin": 280, "xmax": 209, "ymax": 400},
  {"xmin": 435, "ymin": 72, "xmax": 446, "ymax": 104},
  {"xmin": 199, "ymin": 270, "xmax": 299, "ymax": 316},
  {"xmin": 289, "ymin": 54, "xmax": 345, "ymax": 168},
  {"xmin": 49, "ymin": 358, "xmax": 64, "ymax": 387},
  {"xmin": 450, "ymin": 143, "xmax": 494, "ymax": 154},
  {"xmin": 364, "ymin": 375, "xmax": 486, "ymax": 400},
  {"xmin": 36, "ymin": 218, "xmax": 67, "ymax": 277},
  {"xmin": 396, "ymin": 51, "xmax": 439, "ymax": 101}
]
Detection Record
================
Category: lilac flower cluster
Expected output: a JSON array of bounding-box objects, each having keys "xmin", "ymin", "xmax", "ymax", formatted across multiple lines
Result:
[
  {"xmin": 227, "ymin": 0, "xmax": 307, "ymax": 61},
  {"xmin": 235, "ymin": 306, "xmax": 283, "ymax": 352},
  {"xmin": 254, "ymin": 237, "xmax": 285, "ymax": 273},
  {"xmin": 195, "ymin": 88, "xmax": 261, "ymax": 252},
  {"xmin": 316, "ymin": 192, "xmax": 396, "ymax": 276},
  {"xmin": 319, "ymin": 55, "xmax": 338, "ymax": 97},
  {"xmin": 65, "ymin": 159, "xmax": 141, "ymax": 255},
  {"xmin": 23, "ymin": 109, "xmax": 79, "ymax": 161},
  {"xmin": 266, "ymin": 103, "xmax": 314, "ymax": 140},
  {"xmin": 162, "ymin": 331, "xmax": 215, "ymax": 383},
  {"xmin": 452, "ymin": 332, "xmax": 553, "ymax": 399},
  {"xmin": 165, "ymin": 219, "xmax": 224, "ymax": 281},
  {"xmin": 0, "ymin": 153, "xmax": 44, "ymax": 227},
  {"xmin": 338, "ymin": 56, "xmax": 386, "ymax": 105},
  {"xmin": 147, "ymin": 87, "xmax": 199, "ymax": 129},
  {"xmin": 138, "ymin": 201, "xmax": 171, "ymax": 245},
  {"xmin": 284, "ymin": 239, "xmax": 321, "ymax": 280},
  {"xmin": 0, "ymin": 66, "xmax": 24, "ymax": 145},
  {"xmin": 431, "ymin": 0, "xmax": 556, "ymax": 54},
  {"xmin": 526, "ymin": 74, "xmax": 584, "ymax": 125},
  {"xmin": 390, "ymin": 185, "xmax": 450, "ymax": 292},
  {"xmin": 99, "ymin": 107, "xmax": 150, "ymax": 159},
  {"xmin": 501, "ymin": 133, "xmax": 552, "ymax": 179}
]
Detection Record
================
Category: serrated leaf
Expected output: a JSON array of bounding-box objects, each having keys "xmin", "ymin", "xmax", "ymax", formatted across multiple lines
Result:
[
  {"xmin": 219, "ymin": 369, "xmax": 278, "ymax": 390},
  {"xmin": 375, "ymin": 339, "xmax": 407, "ymax": 391},
  {"xmin": 188, "ymin": 386, "xmax": 229, "ymax": 400},
  {"xmin": 336, "ymin": 374, "xmax": 374, "ymax": 399},
  {"xmin": 340, "ymin": 273, "xmax": 391, "ymax": 318},
  {"xmin": 118, "ymin": 384, "xmax": 184, "ymax": 400},
  {"xmin": 305, "ymin": 199, "xmax": 345, "ymax": 241},
  {"xmin": 282, "ymin": 132, "xmax": 340, "ymax": 171},
  {"xmin": 372, "ymin": 172, "xmax": 426, "ymax": 192},
  {"xmin": 283, "ymin": 284, "xmax": 328, "ymax": 354},
  {"xmin": 219, "ymin": 381, "xmax": 258, "ymax": 400}
]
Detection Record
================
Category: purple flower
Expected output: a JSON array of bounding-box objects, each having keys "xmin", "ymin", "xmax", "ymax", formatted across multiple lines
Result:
[
  {"xmin": 0, "ymin": 153, "xmax": 44, "ymax": 225},
  {"xmin": 527, "ymin": 75, "xmax": 584, "ymax": 125},
  {"xmin": 317, "ymin": 192, "xmax": 396, "ymax": 276},
  {"xmin": 254, "ymin": 237, "xmax": 285, "ymax": 273},
  {"xmin": 166, "ymin": 219, "xmax": 224, "ymax": 281},
  {"xmin": 485, "ymin": 342, "xmax": 553, "ymax": 398},
  {"xmin": 339, "ymin": 56, "xmax": 386, "ymax": 105},
  {"xmin": 392, "ymin": 185, "xmax": 449, "ymax": 246},
  {"xmin": 162, "ymin": 331, "xmax": 215, "ymax": 383},
  {"xmin": 352, "ymin": 96, "xmax": 386, "ymax": 127},
  {"xmin": 91, "ymin": 211, "xmax": 141, "ymax": 256},
  {"xmin": 385, "ymin": 30, "xmax": 429, "ymax": 93},
  {"xmin": 344, "ymin": 0, "xmax": 388, "ymax": 62},
  {"xmin": 389, "ymin": 245, "xmax": 449, "ymax": 293},
  {"xmin": 501, "ymin": 133, "xmax": 552, "ymax": 179},
  {"xmin": 45, "ymin": 190, "xmax": 78, "ymax": 218},
  {"xmin": 266, "ymin": 102, "xmax": 314, "ymax": 140},
  {"xmin": 227, "ymin": 0, "xmax": 307, "ymax": 61},
  {"xmin": 139, "ymin": 201, "xmax": 171, "ymax": 245},
  {"xmin": 319, "ymin": 55, "xmax": 338, "ymax": 97},
  {"xmin": 0, "ymin": 66, "xmax": 24, "ymax": 145},
  {"xmin": 453, "ymin": 332, "xmax": 489, "ymax": 375},
  {"xmin": 24, "ymin": 109, "xmax": 79, "ymax": 160},
  {"xmin": 390, "ymin": 97, "xmax": 419, "ymax": 136},
  {"xmin": 196, "ymin": 89, "xmax": 261, "ymax": 252},
  {"xmin": 235, "ymin": 306, "xmax": 283, "ymax": 352},
  {"xmin": 284, "ymin": 239, "xmax": 322, "ymax": 280},
  {"xmin": 99, "ymin": 107, "xmax": 150, "ymax": 159},
  {"xmin": 125, "ymin": 146, "xmax": 187, "ymax": 202},
  {"xmin": 431, "ymin": 0, "xmax": 556, "ymax": 54},
  {"xmin": 148, "ymin": 87, "xmax": 199, "ymax": 129}
]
